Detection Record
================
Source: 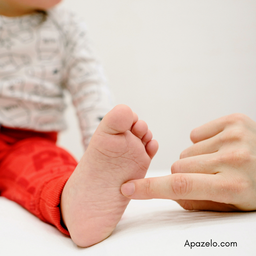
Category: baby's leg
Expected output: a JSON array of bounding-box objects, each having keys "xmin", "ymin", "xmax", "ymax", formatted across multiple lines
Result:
[
  {"xmin": 61, "ymin": 105, "xmax": 158, "ymax": 247},
  {"xmin": 0, "ymin": 131, "xmax": 77, "ymax": 235}
]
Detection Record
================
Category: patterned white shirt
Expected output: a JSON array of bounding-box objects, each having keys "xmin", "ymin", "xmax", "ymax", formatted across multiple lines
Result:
[{"xmin": 0, "ymin": 7, "xmax": 113, "ymax": 149}]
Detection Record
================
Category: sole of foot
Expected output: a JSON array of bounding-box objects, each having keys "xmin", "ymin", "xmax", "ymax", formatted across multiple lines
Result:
[{"xmin": 61, "ymin": 104, "xmax": 158, "ymax": 247}]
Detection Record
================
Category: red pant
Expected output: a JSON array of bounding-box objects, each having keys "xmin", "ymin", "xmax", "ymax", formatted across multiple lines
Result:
[{"xmin": 0, "ymin": 126, "xmax": 78, "ymax": 235}]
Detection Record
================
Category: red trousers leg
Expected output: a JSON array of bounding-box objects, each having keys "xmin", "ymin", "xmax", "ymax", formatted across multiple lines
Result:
[{"xmin": 0, "ymin": 132, "xmax": 78, "ymax": 235}]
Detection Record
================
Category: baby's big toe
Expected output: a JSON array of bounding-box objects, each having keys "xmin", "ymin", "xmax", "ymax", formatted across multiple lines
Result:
[{"xmin": 99, "ymin": 105, "xmax": 134, "ymax": 135}]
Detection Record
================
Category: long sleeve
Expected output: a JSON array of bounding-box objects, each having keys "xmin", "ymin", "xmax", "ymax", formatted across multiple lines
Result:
[{"xmin": 60, "ymin": 11, "xmax": 113, "ymax": 149}]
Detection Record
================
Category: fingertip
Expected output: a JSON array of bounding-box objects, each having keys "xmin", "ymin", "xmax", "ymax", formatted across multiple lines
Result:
[
  {"xmin": 121, "ymin": 179, "xmax": 154, "ymax": 199},
  {"xmin": 121, "ymin": 182, "xmax": 135, "ymax": 197},
  {"xmin": 190, "ymin": 128, "xmax": 198, "ymax": 143}
]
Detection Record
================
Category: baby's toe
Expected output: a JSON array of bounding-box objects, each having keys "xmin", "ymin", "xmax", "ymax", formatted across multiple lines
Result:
[
  {"xmin": 146, "ymin": 140, "xmax": 159, "ymax": 159},
  {"xmin": 142, "ymin": 130, "xmax": 153, "ymax": 145},
  {"xmin": 131, "ymin": 120, "xmax": 148, "ymax": 139}
]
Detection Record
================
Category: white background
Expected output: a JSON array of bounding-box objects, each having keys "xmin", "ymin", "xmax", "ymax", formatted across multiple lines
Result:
[
  {"xmin": 58, "ymin": 0, "xmax": 256, "ymax": 170},
  {"xmin": 2, "ymin": 3, "xmax": 256, "ymax": 255}
]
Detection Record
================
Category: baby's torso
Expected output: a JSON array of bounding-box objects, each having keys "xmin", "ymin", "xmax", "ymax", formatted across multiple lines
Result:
[{"xmin": 0, "ymin": 11, "xmax": 67, "ymax": 131}]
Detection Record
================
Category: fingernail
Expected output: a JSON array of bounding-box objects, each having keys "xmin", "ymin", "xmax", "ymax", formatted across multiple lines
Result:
[{"xmin": 121, "ymin": 182, "xmax": 135, "ymax": 197}]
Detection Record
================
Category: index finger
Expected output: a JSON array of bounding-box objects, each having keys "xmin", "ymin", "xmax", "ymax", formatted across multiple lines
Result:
[{"xmin": 121, "ymin": 173, "xmax": 227, "ymax": 203}]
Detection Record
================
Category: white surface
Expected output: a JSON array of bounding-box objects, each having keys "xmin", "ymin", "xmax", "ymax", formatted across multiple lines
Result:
[
  {"xmin": 1, "ymin": 170, "xmax": 256, "ymax": 256},
  {"xmin": 58, "ymin": 0, "xmax": 256, "ymax": 171}
]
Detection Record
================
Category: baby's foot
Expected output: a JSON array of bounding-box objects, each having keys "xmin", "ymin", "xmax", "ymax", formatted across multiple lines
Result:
[{"xmin": 61, "ymin": 105, "xmax": 158, "ymax": 247}]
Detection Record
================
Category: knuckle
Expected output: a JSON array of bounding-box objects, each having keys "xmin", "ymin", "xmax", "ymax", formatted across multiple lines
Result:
[
  {"xmin": 225, "ymin": 113, "xmax": 247, "ymax": 126},
  {"xmin": 233, "ymin": 176, "xmax": 251, "ymax": 193},
  {"xmin": 216, "ymin": 181, "xmax": 234, "ymax": 203},
  {"xmin": 237, "ymin": 149, "xmax": 251, "ymax": 163},
  {"xmin": 238, "ymin": 179, "xmax": 252, "ymax": 201},
  {"xmin": 233, "ymin": 177, "xmax": 250, "ymax": 195},
  {"xmin": 143, "ymin": 178, "xmax": 153, "ymax": 197},
  {"xmin": 171, "ymin": 174, "xmax": 192, "ymax": 197},
  {"xmin": 220, "ymin": 128, "xmax": 246, "ymax": 143},
  {"xmin": 218, "ymin": 149, "xmax": 251, "ymax": 165},
  {"xmin": 231, "ymin": 128, "xmax": 246, "ymax": 141},
  {"xmin": 217, "ymin": 177, "xmax": 249, "ymax": 203}
]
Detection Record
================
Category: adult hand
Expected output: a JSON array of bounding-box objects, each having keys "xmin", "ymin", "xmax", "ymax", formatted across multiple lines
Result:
[{"xmin": 121, "ymin": 114, "xmax": 256, "ymax": 211}]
